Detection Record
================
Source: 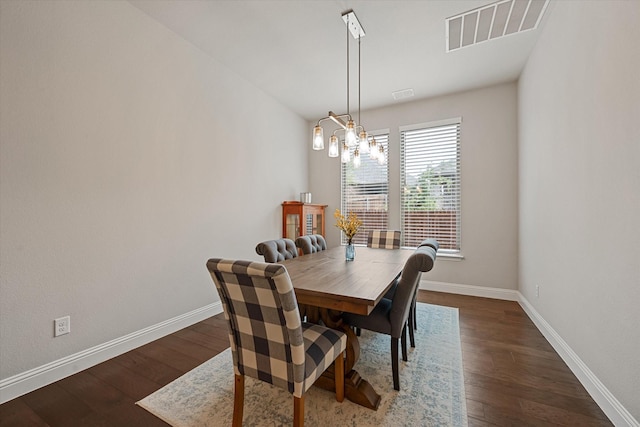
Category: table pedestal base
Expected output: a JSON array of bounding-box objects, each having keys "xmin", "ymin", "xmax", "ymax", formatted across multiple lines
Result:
[
  {"xmin": 314, "ymin": 368, "xmax": 381, "ymax": 410},
  {"xmin": 301, "ymin": 305, "xmax": 381, "ymax": 410}
]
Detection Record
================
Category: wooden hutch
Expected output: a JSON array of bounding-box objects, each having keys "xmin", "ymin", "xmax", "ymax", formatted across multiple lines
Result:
[{"xmin": 282, "ymin": 201, "xmax": 327, "ymax": 240}]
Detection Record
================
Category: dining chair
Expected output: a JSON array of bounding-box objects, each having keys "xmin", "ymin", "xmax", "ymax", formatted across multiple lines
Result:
[
  {"xmin": 295, "ymin": 234, "xmax": 327, "ymax": 254},
  {"xmin": 341, "ymin": 245, "xmax": 437, "ymax": 391},
  {"xmin": 367, "ymin": 230, "xmax": 401, "ymax": 249},
  {"xmin": 206, "ymin": 258, "xmax": 347, "ymax": 427},
  {"xmin": 359, "ymin": 230, "xmax": 402, "ymax": 336},
  {"xmin": 255, "ymin": 238, "xmax": 298, "ymax": 262},
  {"xmin": 410, "ymin": 238, "xmax": 439, "ymax": 334}
]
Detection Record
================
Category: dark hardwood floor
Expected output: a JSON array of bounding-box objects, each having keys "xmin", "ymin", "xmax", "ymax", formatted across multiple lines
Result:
[{"xmin": 0, "ymin": 291, "xmax": 613, "ymax": 426}]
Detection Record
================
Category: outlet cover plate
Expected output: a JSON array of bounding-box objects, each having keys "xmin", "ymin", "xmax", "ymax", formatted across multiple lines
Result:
[{"xmin": 54, "ymin": 316, "xmax": 70, "ymax": 337}]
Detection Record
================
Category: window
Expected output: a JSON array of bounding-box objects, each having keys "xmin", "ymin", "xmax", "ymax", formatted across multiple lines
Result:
[
  {"xmin": 400, "ymin": 118, "xmax": 461, "ymax": 252},
  {"xmin": 341, "ymin": 133, "xmax": 389, "ymax": 245}
]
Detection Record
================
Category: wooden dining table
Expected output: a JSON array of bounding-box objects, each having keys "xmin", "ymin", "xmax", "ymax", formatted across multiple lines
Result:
[{"xmin": 281, "ymin": 245, "xmax": 414, "ymax": 410}]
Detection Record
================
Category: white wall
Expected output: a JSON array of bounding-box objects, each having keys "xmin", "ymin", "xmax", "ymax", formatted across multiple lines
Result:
[
  {"xmin": 0, "ymin": 1, "xmax": 307, "ymax": 381},
  {"xmin": 310, "ymin": 83, "xmax": 519, "ymax": 291},
  {"xmin": 519, "ymin": 0, "xmax": 640, "ymax": 420}
]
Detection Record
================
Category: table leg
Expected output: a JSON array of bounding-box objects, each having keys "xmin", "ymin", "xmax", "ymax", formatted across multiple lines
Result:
[{"xmin": 303, "ymin": 305, "xmax": 382, "ymax": 410}]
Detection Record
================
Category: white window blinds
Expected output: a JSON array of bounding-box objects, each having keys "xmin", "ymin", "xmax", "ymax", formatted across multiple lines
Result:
[
  {"xmin": 341, "ymin": 133, "xmax": 389, "ymax": 245},
  {"xmin": 400, "ymin": 118, "xmax": 461, "ymax": 252}
]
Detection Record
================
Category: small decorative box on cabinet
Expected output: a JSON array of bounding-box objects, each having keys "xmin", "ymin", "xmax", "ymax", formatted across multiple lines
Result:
[{"xmin": 282, "ymin": 201, "xmax": 327, "ymax": 239}]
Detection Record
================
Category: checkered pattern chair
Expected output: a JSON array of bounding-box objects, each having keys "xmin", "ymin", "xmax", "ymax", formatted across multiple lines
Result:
[
  {"xmin": 255, "ymin": 238, "xmax": 298, "ymax": 262},
  {"xmin": 206, "ymin": 258, "xmax": 347, "ymax": 427},
  {"xmin": 367, "ymin": 230, "xmax": 401, "ymax": 249}
]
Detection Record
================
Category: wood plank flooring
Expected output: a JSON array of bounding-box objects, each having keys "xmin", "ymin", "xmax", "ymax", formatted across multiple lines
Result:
[{"xmin": 0, "ymin": 291, "xmax": 613, "ymax": 426}]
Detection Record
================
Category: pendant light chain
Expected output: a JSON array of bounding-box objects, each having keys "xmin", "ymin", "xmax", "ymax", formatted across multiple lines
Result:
[
  {"xmin": 346, "ymin": 14, "xmax": 350, "ymax": 118},
  {"xmin": 358, "ymin": 36, "xmax": 361, "ymax": 126}
]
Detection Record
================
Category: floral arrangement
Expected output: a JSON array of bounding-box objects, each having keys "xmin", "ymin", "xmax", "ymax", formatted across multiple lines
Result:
[{"xmin": 334, "ymin": 209, "xmax": 363, "ymax": 244}]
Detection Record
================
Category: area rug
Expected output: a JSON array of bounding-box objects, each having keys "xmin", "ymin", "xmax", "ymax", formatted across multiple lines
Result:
[{"xmin": 137, "ymin": 303, "xmax": 467, "ymax": 426}]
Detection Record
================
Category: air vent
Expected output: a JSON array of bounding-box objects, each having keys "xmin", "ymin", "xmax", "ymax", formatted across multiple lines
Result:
[
  {"xmin": 446, "ymin": 0, "xmax": 549, "ymax": 52},
  {"xmin": 392, "ymin": 88, "xmax": 415, "ymax": 101}
]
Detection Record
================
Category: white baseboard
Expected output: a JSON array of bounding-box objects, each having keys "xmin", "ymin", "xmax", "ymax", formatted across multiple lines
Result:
[
  {"xmin": 517, "ymin": 294, "xmax": 639, "ymax": 427},
  {"xmin": 0, "ymin": 302, "xmax": 223, "ymax": 404},
  {"xmin": 420, "ymin": 279, "xmax": 520, "ymax": 301}
]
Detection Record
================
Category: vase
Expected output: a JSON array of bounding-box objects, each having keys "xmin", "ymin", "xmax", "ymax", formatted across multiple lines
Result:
[{"xmin": 345, "ymin": 243, "xmax": 355, "ymax": 261}]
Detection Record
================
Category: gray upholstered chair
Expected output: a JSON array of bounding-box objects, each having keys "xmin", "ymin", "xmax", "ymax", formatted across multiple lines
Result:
[
  {"xmin": 341, "ymin": 245, "xmax": 437, "ymax": 391},
  {"xmin": 410, "ymin": 238, "xmax": 439, "ymax": 333},
  {"xmin": 367, "ymin": 230, "xmax": 401, "ymax": 249},
  {"xmin": 206, "ymin": 258, "xmax": 347, "ymax": 427},
  {"xmin": 295, "ymin": 234, "xmax": 327, "ymax": 255},
  {"xmin": 255, "ymin": 238, "xmax": 298, "ymax": 263}
]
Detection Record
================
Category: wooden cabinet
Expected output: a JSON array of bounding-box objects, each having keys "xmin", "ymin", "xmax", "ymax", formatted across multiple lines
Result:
[{"xmin": 282, "ymin": 202, "xmax": 327, "ymax": 239}]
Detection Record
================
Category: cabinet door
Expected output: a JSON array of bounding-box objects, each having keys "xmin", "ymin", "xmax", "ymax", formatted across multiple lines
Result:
[
  {"xmin": 303, "ymin": 207, "xmax": 324, "ymax": 235},
  {"xmin": 285, "ymin": 212, "xmax": 301, "ymax": 239}
]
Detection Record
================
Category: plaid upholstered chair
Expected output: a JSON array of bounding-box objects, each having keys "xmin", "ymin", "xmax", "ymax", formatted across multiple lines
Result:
[
  {"xmin": 206, "ymin": 259, "xmax": 347, "ymax": 426},
  {"xmin": 255, "ymin": 238, "xmax": 298, "ymax": 262},
  {"xmin": 341, "ymin": 245, "xmax": 436, "ymax": 391},
  {"xmin": 367, "ymin": 229, "xmax": 401, "ymax": 249}
]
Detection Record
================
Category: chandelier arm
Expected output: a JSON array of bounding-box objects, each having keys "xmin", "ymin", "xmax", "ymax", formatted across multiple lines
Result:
[
  {"xmin": 316, "ymin": 116, "xmax": 335, "ymax": 127},
  {"xmin": 327, "ymin": 111, "xmax": 352, "ymax": 129}
]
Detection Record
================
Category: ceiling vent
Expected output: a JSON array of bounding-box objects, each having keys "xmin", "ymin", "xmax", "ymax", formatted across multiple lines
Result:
[
  {"xmin": 392, "ymin": 88, "xmax": 415, "ymax": 101},
  {"xmin": 446, "ymin": 0, "xmax": 549, "ymax": 52}
]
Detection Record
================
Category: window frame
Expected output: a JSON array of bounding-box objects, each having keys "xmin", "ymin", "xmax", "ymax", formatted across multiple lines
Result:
[{"xmin": 399, "ymin": 117, "xmax": 462, "ymax": 253}]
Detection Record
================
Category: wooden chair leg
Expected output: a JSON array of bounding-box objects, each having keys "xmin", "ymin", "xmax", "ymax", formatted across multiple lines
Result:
[
  {"xmin": 233, "ymin": 374, "xmax": 244, "ymax": 427},
  {"xmin": 293, "ymin": 396, "xmax": 304, "ymax": 427},
  {"xmin": 391, "ymin": 338, "xmax": 400, "ymax": 391},
  {"xmin": 334, "ymin": 351, "xmax": 345, "ymax": 402}
]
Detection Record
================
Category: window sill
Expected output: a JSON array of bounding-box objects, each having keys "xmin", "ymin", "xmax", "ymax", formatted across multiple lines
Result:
[{"xmin": 436, "ymin": 252, "xmax": 464, "ymax": 261}]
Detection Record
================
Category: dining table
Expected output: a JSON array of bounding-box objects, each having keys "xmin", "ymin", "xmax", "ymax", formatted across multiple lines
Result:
[{"xmin": 281, "ymin": 245, "xmax": 414, "ymax": 410}]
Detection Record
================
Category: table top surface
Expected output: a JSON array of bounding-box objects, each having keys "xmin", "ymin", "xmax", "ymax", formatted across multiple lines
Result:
[{"xmin": 281, "ymin": 246, "xmax": 414, "ymax": 315}]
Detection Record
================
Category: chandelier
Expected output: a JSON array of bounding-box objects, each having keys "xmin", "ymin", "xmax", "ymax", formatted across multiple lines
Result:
[{"xmin": 312, "ymin": 10, "xmax": 386, "ymax": 168}]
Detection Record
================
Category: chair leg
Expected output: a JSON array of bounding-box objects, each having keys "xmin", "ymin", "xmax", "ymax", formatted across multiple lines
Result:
[
  {"xmin": 334, "ymin": 351, "xmax": 345, "ymax": 402},
  {"xmin": 401, "ymin": 324, "xmax": 408, "ymax": 362},
  {"xmin": 413, "ymin": 297, "xmax": 418, "ymax": 330},
  {"xmin": 233, "ymin": 374, "xmax": 244, "ymax": 427},
  {"xmin": 408, "ymin": 315, "xmax": 415, "ymax": 348},
  {"xmin": 391, "ymin": 337, "xmax": 400, "ymax": 391},
  {"xmin": 293, "ymin": 396, "xmax": 304, "ymax": 427},
  {"xmin": 356, "ymin": 327, "xmax": 361, "ymax": 336}
]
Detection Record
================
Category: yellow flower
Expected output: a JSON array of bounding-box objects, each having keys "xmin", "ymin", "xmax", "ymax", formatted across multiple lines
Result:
[{"xmin": 334, "ymin": 209, "xmax": 363, "ymax": 244}]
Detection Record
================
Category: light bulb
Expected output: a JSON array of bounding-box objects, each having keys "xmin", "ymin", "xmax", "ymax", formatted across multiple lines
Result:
[
  {"xmin": 369, "ymin": 138, "xmax": 378, "ymax": 159},
  {"xmin": 353, "ymin": 148, "xmax": 361, "ymax": 168},
  {"xmin": 377, "ymin": 145, "xmax": 385, "ymax": 165},
  {"xmin": 328, "ymin": 135, "xmax": 339, "ymax": 157},
  {"xmin": 345, "ymin": 120, "xmax": 358, "ymax": 147},
  {"xmin": 358, "ymin": 131, "xmax": 369, "ymax": 153},
  {"xmin": 341, "ymin": 142, "xmax": 350, "ymax": 163},
  {"xmin": 312, "ymin": 125, "xmax": 324, "ymax": 150}
]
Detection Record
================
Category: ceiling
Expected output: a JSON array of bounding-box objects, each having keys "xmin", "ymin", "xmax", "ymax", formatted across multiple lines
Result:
[{"xmin": 129, "ymin": 0, "xmax": 550, "ymax": 121}]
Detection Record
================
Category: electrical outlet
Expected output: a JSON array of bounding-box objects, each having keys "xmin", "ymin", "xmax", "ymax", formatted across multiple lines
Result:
[
  {"xmin": 54, "ymin": 316, "xmax": 70, "ymax": 337},
  {"xmin": 536, "ymin": 285, "xmax": 540, "ymax": 298}
]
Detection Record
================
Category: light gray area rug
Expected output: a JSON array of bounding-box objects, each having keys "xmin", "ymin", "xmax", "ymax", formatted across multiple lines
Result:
[{"xmin": 137, "ymin": 303, "xmax": 467, "ymax": 426}]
